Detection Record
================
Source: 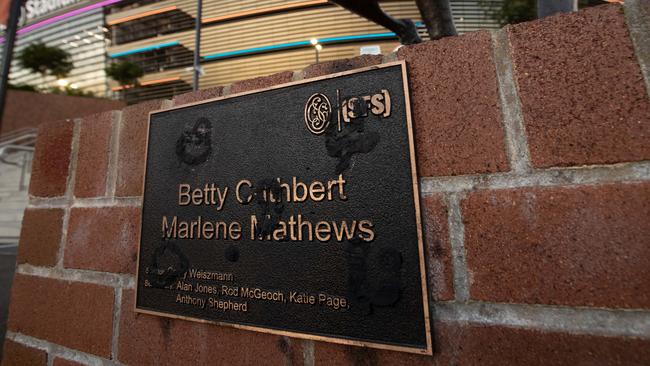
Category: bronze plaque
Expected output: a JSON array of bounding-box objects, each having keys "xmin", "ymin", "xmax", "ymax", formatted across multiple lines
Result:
[{"xmin": 135, "ymin": 62, "xmax": 431, "ymax": 354}]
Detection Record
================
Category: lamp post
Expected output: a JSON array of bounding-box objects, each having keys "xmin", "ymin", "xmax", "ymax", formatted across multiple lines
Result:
[
  {"xmin": 310, "ymin": 38, "xmax": 322, "ymax": 64},
  {"xmin": 0, "ymin": 0, "xmax": 22, "ymax": 132},
  {"xmin": 193, "ymin": 0, "xmax": 202, "ymax": 91},
  {"xmin": 315, "ymin": 44, "xmax": 322, "ymax": 64}
]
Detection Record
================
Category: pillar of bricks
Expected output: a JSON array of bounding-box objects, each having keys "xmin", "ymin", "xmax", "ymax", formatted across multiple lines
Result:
[{"xmin": 2, "ymin": 3, "xmax": 649, "ymax": 365}]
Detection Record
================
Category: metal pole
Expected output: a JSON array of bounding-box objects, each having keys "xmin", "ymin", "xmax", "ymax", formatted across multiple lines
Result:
[
  {"xmin": 193, "ymin": 0, "xmax": 202, "ymax": 91},
  {"xmin": 19, "ymin": 151, "xmax": 27, "ymax": 190},
  {"xmin": 315, "ymin": 48, "xmax": 319, "ymax": 64},
  {"xmin": 0, "ymin": 0, "xmax": 22, "ymax": 134}
]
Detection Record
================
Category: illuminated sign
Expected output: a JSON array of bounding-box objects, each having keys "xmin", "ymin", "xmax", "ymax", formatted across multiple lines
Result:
[{"xmin": 24, "ymin": 0, "xmax": 83, "ymax": 21}]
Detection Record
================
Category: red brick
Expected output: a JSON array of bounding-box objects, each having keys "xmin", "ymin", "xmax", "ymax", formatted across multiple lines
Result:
[
  {"xmin": 397, "ymin": 32, "xmax": 509, "ymax": 177},
  {"xmin": 314, "ymin": 342, "xmax": 432, "ymax": 366},
  {"xmin": 29, "ymin": 120, "xmax": 74, "ymax": 197},
  {"xmin": 230, "ymin": 71, "xmax": 294, "ymax": 94},
  {"xmin": 172, "ymin": 86, "xmax": 224, "ymax": 106},
  {"xmin": 314, "ymin": 342, "xmax": 378, "ymax": 365},
  {"xmin": 52, "ymin": 358, "xmax": 84, "ymax": 366},
  {"xmin": 1, "ymin": 89, "xmax": 124, "ymax": 136},
  {"xmin": 313, "ymin": 334, "xmax": 436, "ymax": 365},
  {"xmin": 7, "ymin": 274, "xmax": 114, "ymax": 357},
  {"xmin": 115, "ymin": 99, "xmax": 164, "ymax": 197},
  {"xmin": 462, "ymin": 182, "xmax": 650, "ymax": 308},
  {"xmin": 508, "ymin": 5, "xmax": 650, "ymax": 168},
  {"xmin": 74, "ymin": 111, "xmax": 115, "ymax": 198},
  {"xmin": 17, "ymin": 208, "xmax": 64, "ymax": 267},
  {"xmin": 0, "ymin": 340, "xmax": 46, "ymax": 366},
  {"xmin": 302, "ymin": 55, "xmax": 383, "ymax": 79},
  {"xmin": 118, "ymin": 290, "xmax": 294, "ymax": 365},
  {"xmin": 314, "ymin": 322, "xmax": 650, "ymax": 365},
  {"xmin": 279, "ymin": 337, "xmax": 304, "ymax": 366},
  {"xmin": 422, "ymin": 195, "xmax": 453, "ymax": 301},
  {"xmin": 436, "ymin": 322, "xmax": 650, "ymax": 366},
  {"xmin": 284, "ymin": 337, "xmax": 306, "ymax": 365},
  {"xmin": 64, "ymin": 207, "xmax": 140, "ymax": 274}
]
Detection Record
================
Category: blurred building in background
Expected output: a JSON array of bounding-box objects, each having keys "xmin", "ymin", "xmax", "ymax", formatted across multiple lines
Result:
[
  {"xmin": 4, "ymin": 0, "xmax": 110, "ymax": 96},
  {"xmin": 2, "ymin": 0, "xmax": 503, "ymax": 104}
]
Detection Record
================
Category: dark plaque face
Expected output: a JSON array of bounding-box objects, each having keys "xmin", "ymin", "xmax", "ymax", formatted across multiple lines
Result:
[{"xmin": 136, "ymin": 62, "xmax": 431, "ymax": 354}]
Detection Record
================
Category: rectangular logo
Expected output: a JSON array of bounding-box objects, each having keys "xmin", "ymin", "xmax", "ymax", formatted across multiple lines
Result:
[{"xmin": 135, "ymin": 62, "xmax": 432, "ymax": 354}]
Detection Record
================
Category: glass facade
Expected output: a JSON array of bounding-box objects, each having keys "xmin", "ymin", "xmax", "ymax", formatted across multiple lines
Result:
[{"xmin": 8, "ymin": 5, "xmax": 108, "ymax": 96}]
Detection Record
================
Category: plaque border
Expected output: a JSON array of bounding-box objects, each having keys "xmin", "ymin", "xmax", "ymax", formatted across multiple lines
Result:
[{"xmin": 134, "ymin": 61, "xmax": 432, "ymax": 355}]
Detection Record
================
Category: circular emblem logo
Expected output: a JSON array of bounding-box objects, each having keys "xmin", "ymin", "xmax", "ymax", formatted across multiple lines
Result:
[{"xmin": 304, "ymin": 93, "xmax": 332, "ymax": 135}]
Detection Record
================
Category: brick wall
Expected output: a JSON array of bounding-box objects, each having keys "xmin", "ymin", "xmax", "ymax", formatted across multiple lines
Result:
[
  {"xmin": 2, "ymin": 3, "xmax": 650, "ymax": 365},
  {"xmin": 0, "ymin": 90, "xmax": 125, "ymax": 136}
]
